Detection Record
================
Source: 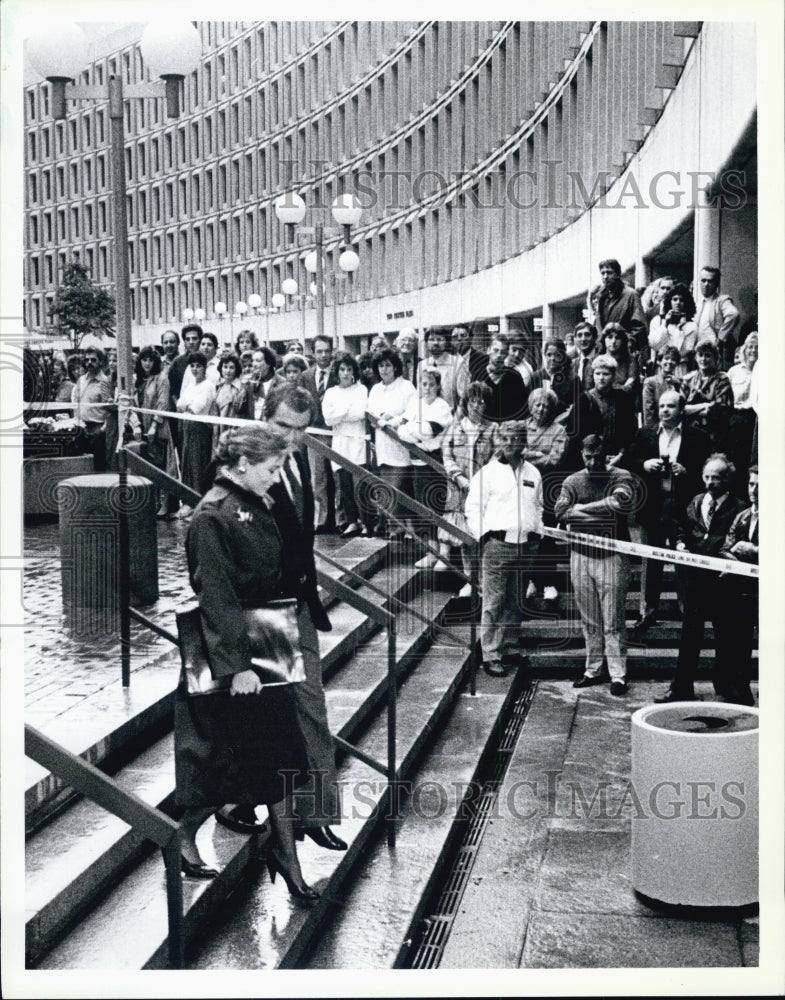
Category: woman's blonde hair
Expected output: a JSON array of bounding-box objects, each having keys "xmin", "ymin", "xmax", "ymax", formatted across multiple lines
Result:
[{"xmin": 214, "ymin": 422, "xmax": 288, "ymax": 467}]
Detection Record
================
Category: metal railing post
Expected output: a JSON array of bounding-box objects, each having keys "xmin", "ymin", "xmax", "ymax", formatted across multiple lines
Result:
[
  {"xmin": 470, "ymin": 561, "xmax": 480, "ymax": 696},
  {"xmin": 162, "ymin": 841, "xmax": 185, "ymax": 969},
  {"xmin": 387, "ymin": 618, "xmax": 398, "ymax": 849},
  {"xmin": 118, "ymin": 446, "xmax": 132, "ymax": 688}
]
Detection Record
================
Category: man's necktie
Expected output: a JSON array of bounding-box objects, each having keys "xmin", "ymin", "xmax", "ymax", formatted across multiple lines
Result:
[
  {"xmin": 284, "ymin": 457, "xmax": 305, "ymax": 526},
  {"xmin": 705, "ymin": 495, "xmax": 716, "ymax": 529},
  {"xmin": 749, "ymin": 513, "xmax": 758, "ymax": 543},
  {"xmin": 317, "ymin": 369, "xmax": 326, "ymax": 398}
]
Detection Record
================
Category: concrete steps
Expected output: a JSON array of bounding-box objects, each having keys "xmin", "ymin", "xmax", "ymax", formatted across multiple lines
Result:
[
  {"xmin": 25, "ymin": 544, "xmax": 477, "ymax": 969},
  {"xmin": 294, "ymin": 677, "xmax": 516, "ymax": 969},
  {"xmin": 25, "ymin": 530, "xmax": 757, "ymax": 970}
]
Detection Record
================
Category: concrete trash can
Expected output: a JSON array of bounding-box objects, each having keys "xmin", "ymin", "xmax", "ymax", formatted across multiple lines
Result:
[
  {"xmin": 58, "ymin": 473, "xmax": 159, "ymax": 635},
  {"xmin": 631, "ymin": 702, "xmax": 758, "ymax": 907}
]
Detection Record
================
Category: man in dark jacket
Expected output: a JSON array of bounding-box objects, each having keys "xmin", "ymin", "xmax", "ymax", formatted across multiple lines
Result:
[
  {"xmin": 654, "ymin": 454, "xmax": 748, "ymax": 702},
  {"xmin": 453, "ymin": 325, "xmax": 489, "ymax": 401},
  {"xmin": 717, "ymin": 465, "xmax": 758, "ymax": 706},
  {"xmin": 625, "ymin": 390, "xmax": 711, "ymax": 633},
  {"xmin": 262, "ymin": 384, "xmax": 346, "ymax": 851},
  {"xmin": 299, "ymin": 335, "xmax": 339, "ymax": 532},
  {"xmin": 481, "ymin": 336, "xmax": 527, "ymax": 423},
  {"xmin": 595, "ymin": 258, "xmax": 647, "ymax": 351}
]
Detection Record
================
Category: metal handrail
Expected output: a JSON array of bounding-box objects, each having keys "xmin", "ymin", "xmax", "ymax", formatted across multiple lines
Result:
[
  {"xmin": 25, "ymin": 724, "xmax": 184, "ymax": 969},
  {"xmin": 303, "ymin": 430, "xmax": 476, "ymax": 547},
  {"xmin": 305, "ymin": 430, "xmax": 480, "ymax": 690},
  {"xmin": 116, "ymin": 423, "xmax": 478, "ymax": 842},
  {"xmin": 317, "ymin": 548, "xmax": 468, "ymax": 648},
  {"xmin": 312, "ymin": 566, "xmax": 400, "ymax": 847}
]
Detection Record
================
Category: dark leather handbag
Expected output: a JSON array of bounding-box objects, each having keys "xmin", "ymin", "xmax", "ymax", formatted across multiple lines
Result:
[{"xmin": 174, "ymin": 600, "xmax": 307, "ymax": 808}]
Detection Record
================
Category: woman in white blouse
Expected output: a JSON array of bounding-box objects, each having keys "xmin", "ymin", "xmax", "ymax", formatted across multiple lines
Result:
[
  {"xmin": 726, "ymin": 331, "xmax": 758, "ymax": 484},
  {"xmin": 366, "ymin": 348, "xmax": 417, "ymax": 539},
  {"xmin": 393, "ymin": 369, "xmax": 453, "ymax": 568},
  {"xmin": 321, "ymin": 352, "xmax": 369, "ymax": 537},
  {"xmin": 176, "ymin": 352, "xmax": 217, "ymax": 517}
]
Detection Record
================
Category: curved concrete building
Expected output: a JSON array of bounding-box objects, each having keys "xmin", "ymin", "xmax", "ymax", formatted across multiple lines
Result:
[{"xmin": 23, "ymin": 21, "xmax": 756, "ymax": 352}]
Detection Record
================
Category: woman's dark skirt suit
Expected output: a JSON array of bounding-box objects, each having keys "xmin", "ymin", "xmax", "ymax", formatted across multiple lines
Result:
[{"xmin": 185, "ymin": 475, "xmax": 308, "ymax": 805}]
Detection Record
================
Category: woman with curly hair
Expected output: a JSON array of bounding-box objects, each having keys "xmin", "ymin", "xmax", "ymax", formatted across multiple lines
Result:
[
  {"xmin": 281, "ymin": 352, "xmax": 309, "ymax": 385},
  {"xmin": 365, "ymin": 348, "xmax": 416, "ymax": 539},
  {"xmin": 126, "ymin": 345, "xmax": 176, "ymax": 516},
  {"xmin": 176, "ymin": 352, "xmax": 216, "ymax": 515},
  {"xmin": 321, "ymin": 352, "xmax": 369, "ymax": 537},
  {"xmin": 647, "ymin": 282, "xmax": 698, "ymax": 376},
  {"xmin": 234, "ymin": 328, "xmax": 259, "ymax": 357},
  {"xmin": 441, "ymin": 382, "xmax": 499, "ymax": 591},
  {"xmin": 210, "ymin": 353, "xmax": 253, "ymax": 447}
]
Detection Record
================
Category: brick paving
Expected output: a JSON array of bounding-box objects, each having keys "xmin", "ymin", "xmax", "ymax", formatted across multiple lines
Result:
[{"xmin": 24, "ymin": 517, "xmax": 193, "ymax": 728}]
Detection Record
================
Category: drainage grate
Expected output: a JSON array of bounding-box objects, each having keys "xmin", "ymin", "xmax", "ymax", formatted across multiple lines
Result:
[{"xmin": 406, "ymin": 678, "xmax": 536, "ymax": 969}]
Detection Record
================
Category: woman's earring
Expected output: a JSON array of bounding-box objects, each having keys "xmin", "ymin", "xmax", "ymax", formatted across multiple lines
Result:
[{"xmin": 238, "ymin": 464, "xmax": 247, "ymax": 474}]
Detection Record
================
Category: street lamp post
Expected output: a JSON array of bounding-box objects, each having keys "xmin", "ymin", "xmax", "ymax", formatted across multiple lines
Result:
[
  {"xmin": 274, "ymin": 193, "xmax": 362, "ymax": 350},
  {"xmin": 26, "ymin": 20, "xmax": 202, "ymax": 689}
]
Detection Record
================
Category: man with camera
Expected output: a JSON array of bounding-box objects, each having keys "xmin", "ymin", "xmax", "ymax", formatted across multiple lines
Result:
[{"xmin": 625, "ymin": 390, "xmax": 710, "ymax": 634}]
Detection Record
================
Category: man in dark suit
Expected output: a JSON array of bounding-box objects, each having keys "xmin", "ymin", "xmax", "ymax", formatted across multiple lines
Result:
[
  {"xmin": 453, "ymin": 325, "xmax": 489, "ymax": 402},
  {"xmin": 625, "ymin": 390, "xmax": 711, "ymax": 633},
  {"xmin": 300, "ymin": 334, "xmax": 340, "ymax": 532},
  {"xmin": 654, "ymin": 454, "xmax": 748, "ymax": 702},
  {"xmin": 262, "ymin": 383, "xmax": 346, "ymax": 850},
  {"xmin": 717, "ymin": 465, "xmax": 758, "ymax": 705}
]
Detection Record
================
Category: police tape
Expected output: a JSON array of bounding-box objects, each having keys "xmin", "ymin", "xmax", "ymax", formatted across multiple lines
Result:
[
  {"xmin": 25, "ymin": 400, "xmax": 116, "ymax": 411},
  {"xmin": 127, "ymin": 404, "xmax": 337, "ymax": 437},
  {"xmin": 32, "ymin": 401, "xmax": 757, "ymax": 580},
  {"xmin": 540, "ymin": 525, "xmax": 757, "ymax": 579}
]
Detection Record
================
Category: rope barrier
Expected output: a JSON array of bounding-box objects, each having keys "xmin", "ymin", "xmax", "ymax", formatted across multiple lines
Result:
[
  {"xmin": 31, "ymin": 401, "xmax": 755, "ymax": 580},
  {"xmin": 541, "ymin": 525, "xmax": 757, "ymax": 579}
]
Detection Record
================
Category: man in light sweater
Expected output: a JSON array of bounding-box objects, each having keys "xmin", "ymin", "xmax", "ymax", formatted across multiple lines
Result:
[{"xmin": 465, "ymin": 421, "xmax": 543, "ymax": 677}]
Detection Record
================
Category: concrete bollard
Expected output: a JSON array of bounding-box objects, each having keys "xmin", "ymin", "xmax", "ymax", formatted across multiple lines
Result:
[{"xmin": 57, "ymin": 473, "xmax": 159, "ymax": 636}]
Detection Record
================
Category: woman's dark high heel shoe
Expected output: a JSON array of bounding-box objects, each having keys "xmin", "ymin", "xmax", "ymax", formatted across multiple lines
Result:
[
  {"xmin": 181, "ymin": 856, "xmax": 219, "ymax": 879},
  {"xmin": 165, "ymin": 848, "xmax": 219, "ymax": 879},
  {"xmin": 303, "ymin": 826, "xmax": 348, "ymax": 851},
  {"xmin": 266, "ymin": 852, "xmax": 320, "ymax": 902}
]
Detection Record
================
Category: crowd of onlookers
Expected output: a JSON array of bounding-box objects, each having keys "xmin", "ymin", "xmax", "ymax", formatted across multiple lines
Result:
[{"xmin": 24, "ymin": 257, "xmax": 759, "ymax": 704}]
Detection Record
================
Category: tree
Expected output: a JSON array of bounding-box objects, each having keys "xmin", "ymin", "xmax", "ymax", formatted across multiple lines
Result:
[{"xmin": 49, "ymin": 261, "xmax": 116, "ymax": 350}]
